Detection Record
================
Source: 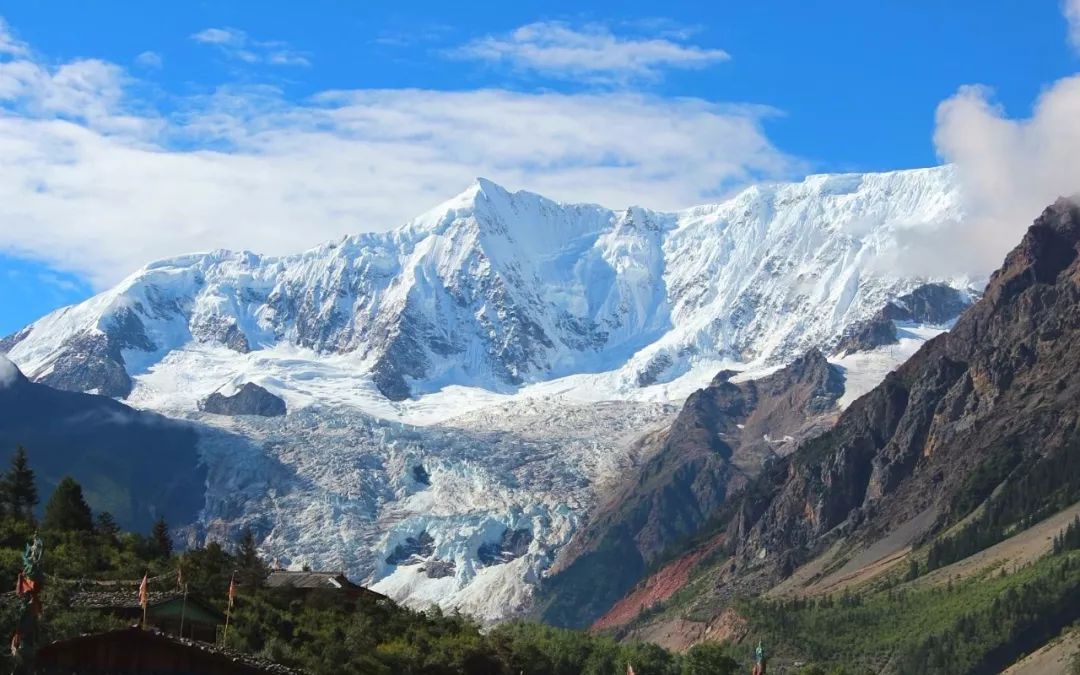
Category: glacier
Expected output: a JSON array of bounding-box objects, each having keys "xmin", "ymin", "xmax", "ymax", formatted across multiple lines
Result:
[{"xmin": 1, "ymin": 165, "xmax": 972, "ymax": 620}]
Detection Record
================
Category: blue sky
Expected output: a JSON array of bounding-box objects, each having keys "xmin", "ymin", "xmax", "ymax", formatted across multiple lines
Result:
[{"xmin": 1, "ymin": 1, "xmax": 1079, "ymax": 335}]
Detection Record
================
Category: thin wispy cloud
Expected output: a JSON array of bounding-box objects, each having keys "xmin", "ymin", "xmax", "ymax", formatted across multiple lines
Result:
[
  {"xmin": 191, "ymin": 27, "xmax": 310, "ymax": 67},
  {"xmin": 134, "ymin": 51, "xmax": 163, "ymax": 69},
  {"xmin": 451, "ymin": 21, "xmax": 730, "ymax": 84},
  {"xmin": 1066, "ymin": 0, "xmax": 1080, "ymax": 51},
  {"xmin": 0, "ymin": 17, "xmax": 28, "ymax": 57}
]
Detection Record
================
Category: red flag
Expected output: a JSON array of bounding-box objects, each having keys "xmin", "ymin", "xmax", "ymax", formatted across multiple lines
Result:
[
  {"xmin": 14, "ymin": 572, "xmax": 34, "ymax": 596},
  {"xmin": 227, "ymin": 574, "xmax": 237, "ymax": 609},
  {"xmin": 138, "ymin": 573, "xmax": 148, "ymax": 609}
]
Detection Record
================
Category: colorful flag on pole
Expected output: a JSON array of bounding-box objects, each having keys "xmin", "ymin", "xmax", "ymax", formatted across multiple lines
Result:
[{"xmin": 138, "ymin": 573, "xmax": 148, "ymax": 609}]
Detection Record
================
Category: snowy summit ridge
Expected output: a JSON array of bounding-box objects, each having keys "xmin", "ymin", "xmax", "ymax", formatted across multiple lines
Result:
[{"xmin": 3, "ymin": 165, "xmax": 965, "ymax": 405}]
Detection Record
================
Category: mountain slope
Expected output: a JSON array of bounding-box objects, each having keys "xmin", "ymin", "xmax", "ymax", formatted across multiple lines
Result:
[
  {"xmin": 538, "ymin": 350, "xmax": 845, "ymax": 627},
  {"xmin": 2, "ymin": 167, "xmax": 965, "ymax": 406},
  {"xmin": 593, "ymin": 197, "xmax": 1080, "ymax": 660},
  {"xmin": 0, "ymin": 355, "xmax": 206, "ymax": 531}
]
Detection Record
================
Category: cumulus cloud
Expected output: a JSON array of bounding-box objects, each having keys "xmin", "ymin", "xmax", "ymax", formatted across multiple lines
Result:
[
  {"xmin": 891, "ymin": 3, "xmax": 1080, "ymax": 282},
  {"xmin": 0, "ymin": 21, "xmax": 797, "ymax": 288},
  {"xmin": 904, "ymin": 77, "xmax": 1080, "ymax": 280},
  {"xmin": 191, "ymin": 27, "xmax": 310, "ymax": 67},
  {"xmin": 451, "ymin": 21, "xmax": 729, "ymax": 84}
]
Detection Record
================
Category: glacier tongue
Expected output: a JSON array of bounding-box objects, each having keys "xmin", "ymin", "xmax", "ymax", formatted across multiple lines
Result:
[
  {"xmin": 190, "ymin": 400, "xmax": 677, "ymax": 622},
  {"xmin": 1, "ymin": 165, "xmax": 973, "ymax": 621}
]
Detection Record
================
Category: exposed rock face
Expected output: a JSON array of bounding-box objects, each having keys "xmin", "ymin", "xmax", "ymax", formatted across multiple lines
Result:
[
  {"xmin": 20, "ymin": 307, "xmax": 158, "ymax": 398},
  {"xmin": 423, "ymin": 560, "xmax": 456, "ymax": 579},
  {"xmin": 539, "ymin": 349, "xmax": 845, "ymax": 628},
  {"xmin": 478, "ymin": 528, "xmax": 534, "ymax": 566},
  {"xmin": 835, "ymin": 283, "xmax": 971, "ymax": 355},
  {"xmin": 727, "ymin": 198, "xmax": 1080, "ymax": 587},
  {"xmin": 385, "ymin": 532, "xmax": 436, "ymax": 566},
  {"xmin": 412, "ymin": 465, "xmax": 431, "ymax": 486},
  {"xmin": 199, "ymin": 383, "xmax": 286, "ymax": 417}
]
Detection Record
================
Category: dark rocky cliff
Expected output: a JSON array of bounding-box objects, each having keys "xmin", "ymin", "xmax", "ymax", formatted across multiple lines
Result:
[
  {"xmin": 728, "ymin": 198, "xmax": 1080, "ymax": 584},
  {"xmin": 200, "ymin": 383, "xmax": 287, "ymax": 417}
]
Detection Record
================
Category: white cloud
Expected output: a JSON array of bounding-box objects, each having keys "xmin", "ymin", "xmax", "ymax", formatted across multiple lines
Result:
[
  {"xmin": 452, "ymin": 21, "xmax": 729, "ymax": 84},
  {"xmin": 191, "ymin": 27, "xmax": 310, "ymax": 67},
  {"xmin": 892, "ymin": 76, "xmax": 1080, "ymax": 280},
  {"xmin": 0, "ymin": 54, "xmax": 139, "ymax": 133},
  {"xmin": 0, "ymin": 354, "xmax": 20, "ymax": 386},
  {"xmin": 1066, "ymin": 0, "xmax": 1080, "ymax": 51},
  {"xmin": 191, "ymin": 28, "xmax": 239, "ymax": 46},
  {"xmin": 135, "ymin": 50, "xmax": 163, "ymax": 69},
  {"xmin": 0, "ymin": 17, "xmax": 28, "ymax": 57},
  {"xmin": 0, "ymin": 27, "xmax": 797, "ymax": 289}
]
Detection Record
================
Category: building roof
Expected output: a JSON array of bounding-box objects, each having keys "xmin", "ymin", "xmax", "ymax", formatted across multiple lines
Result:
[
  {"xmin": 66, "ymin": 589, "xmax": 226, "ymax": 624},
  {"xmin": 69, "ymin": 589, "xmax": 184, "ymax": 610},
  {"xmin": 35, "ymin": 626, "xmax": 302, "ymax": 674},
  {"xmin": 264, "ymin": 570, "xmax": 387, "ymax": 601},
  {"xmin": 265, "ymin": 570, "xmax": 354, "ymax": 590}
]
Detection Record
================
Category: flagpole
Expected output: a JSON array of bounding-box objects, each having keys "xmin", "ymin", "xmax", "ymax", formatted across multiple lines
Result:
[
  {"xmin": 222, "ymin": 573, "xmax": 235, "ymax": 646},
  {"xmin": 179, "ymin": 583, "xmax": 188, "ymax": 639},
  {"xmin": 139, "ymin": 572, "xmax": 149, "ymax": 629}
]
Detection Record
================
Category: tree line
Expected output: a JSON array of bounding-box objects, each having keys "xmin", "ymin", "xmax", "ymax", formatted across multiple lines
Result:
[{"xmin": 0, "ymin": 446, "xmax": 749, "ymax": 674}]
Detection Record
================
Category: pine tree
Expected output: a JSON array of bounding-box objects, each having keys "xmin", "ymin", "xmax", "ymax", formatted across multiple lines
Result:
[
  {"xmin": 151, "ymin": 515, "xmax": 173, "ymax": 558},
  {"xmin": 41, "ymin": 477, "xmax": 94, "ymax": 532},
  {"xmin": 95, "ymin": 511, "xmax": 120, "ymax": 540},
  {"xmin": 236, "ymin": 526, "xmax": 267, "ymax": 588},
  {"xmin": 3, "ymin": 446, "xmax": 38, "ymax": 521}
]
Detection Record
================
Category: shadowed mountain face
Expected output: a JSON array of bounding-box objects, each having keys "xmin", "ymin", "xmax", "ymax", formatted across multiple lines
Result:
[
  {"xmin": 835, "ymin": 282, "xmax": 971, "ymax": 355},
  {"xmin": 0, "ymin": 358, "xmax": 206, "ymax": 532},
  {"xmin": 725, "ymin": 199, "xmax": 1080, "ymax": 583},
  {"xmin": 538, "ymin": 349, "xmax": 845, "ymax": 628}
]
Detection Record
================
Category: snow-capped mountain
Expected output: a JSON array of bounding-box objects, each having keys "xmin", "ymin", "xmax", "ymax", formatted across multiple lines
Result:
[
  {"xmin": 1, "ymin": 165, "xmax": 972, "ymax": 621},
  {"xmin": 3, "ymin": 166, "xmax": 965, "ymax": 406}
]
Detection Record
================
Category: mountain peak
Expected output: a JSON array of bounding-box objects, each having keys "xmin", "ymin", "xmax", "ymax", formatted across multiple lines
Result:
[{"xmin": 472, "ymin": 176, "xmax": 507, "ymax": 196}]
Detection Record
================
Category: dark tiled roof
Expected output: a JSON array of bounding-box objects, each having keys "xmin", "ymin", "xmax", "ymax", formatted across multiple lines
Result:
[
  {"xmin": 265, "ymin": 571, "xmax": 356, "ymax": 589},
  {"xmin": 37, "ymin": 626, "xmax": 303, "ymax": 674},
  {"xmin": 69, "ymin": 589, "xmax": 184, "ymax": 610}
]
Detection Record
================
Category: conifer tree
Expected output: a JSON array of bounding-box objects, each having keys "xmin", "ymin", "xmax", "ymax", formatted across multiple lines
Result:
[
  {"xmin": 151, "ymin": 515, "xmax": 173, "ymax": 558},
  {"xmin": 95, "ymin": 511, "xmax": 120, "ymax": 540},
  {"xmin": 41, "ymin": 476, "xmax": 93, "ymax": 532},
  {"xmin": 236, "ymin": 526, "xmax": 267, "ymax": 588},
  {"xmin": 3, "ymin": 446, "xmax": 38, "ymax": 521}
]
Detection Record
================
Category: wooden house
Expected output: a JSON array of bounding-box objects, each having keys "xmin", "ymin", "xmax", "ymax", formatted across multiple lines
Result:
[{"xmin": 70, "ymin": 589, "xmax": 225, "ymax": 643}]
